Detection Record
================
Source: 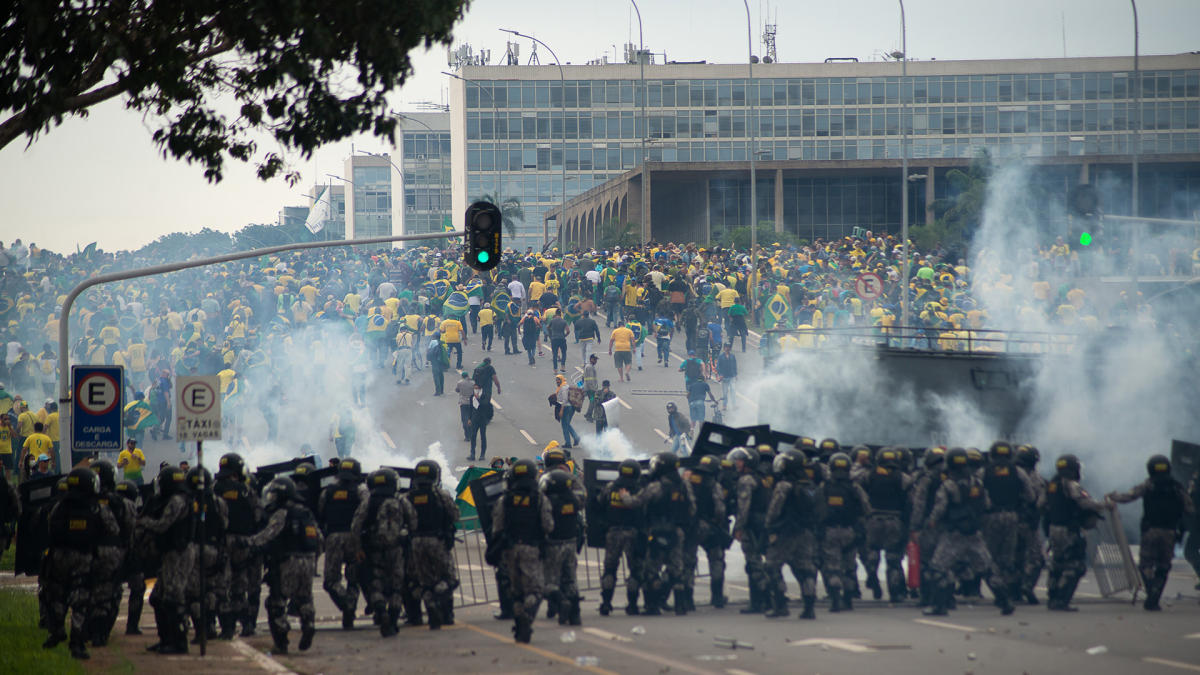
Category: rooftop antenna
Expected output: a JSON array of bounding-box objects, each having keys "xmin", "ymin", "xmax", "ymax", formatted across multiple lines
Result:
[
  {"xmin": 763, "ymin": 9, "xmax": 777, "ymax": 63},
  {"xmin": 527, "ymin": 41, "xmax": 540, "ymax": 65},
  {"xmin": 504, "ymin": 40, "xmax": 520, "ymax": 65},
  {"xmin": 1061, "ymin": 11, "xmax": 1067, "ymax": 58}
]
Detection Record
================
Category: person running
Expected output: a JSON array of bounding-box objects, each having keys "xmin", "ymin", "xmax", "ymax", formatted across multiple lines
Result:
[
  {"xmin": 520, "ymin": 310, "xmax": 541, "ymax": 367},
  {"xmin": 608, "ymin": 321, "xmax": 635, "ymax": 383}
]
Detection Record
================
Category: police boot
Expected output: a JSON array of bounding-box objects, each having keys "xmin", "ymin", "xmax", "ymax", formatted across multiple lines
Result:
[
  {"xmin": 145, "ymin": 604, "xmax": 166, "ymax": 652},
  {"xmin": 642, "ymin": 587, "xmax": 662, "ymax": 616},
  {"xmin": 375, "ymin": 603, "xmax": 394, "ymax": 636},
  {"xmin": 88, "ymin": 614, "xmax": 109, "ymax": 647},
  {"xmin": 991, "ymin": 584, "xmax": 1015, "ymax": 616},
  {"xmin": 674, "ymin": 588, "xmax": 688, "ymax": 616},
  {"xmin": 923, "ymin": 587, "xmax": 950, "ymax": 616},
  {"xmin": 866, "ymin": 572, "xmax": 883, "ymax": 600},
  {"xmin": 69, "ymin": 629, "xmax": 90, "ymax": 660},
  {"xmin": 739, "ymin": 586, "xmax": 763, "ymax": 614},
  {"xmin": 404, "ymin": 596, "xmax": 424, "ymax": 626},
  {"xmin": 828, "ymin": 588, "xmax": 843, "ymax": 613},
  {"xmin": 427, "ymin": 597, "xmax": 443, "ymax": 630},
  {"xmin": 799, "ymin": 595, "xmax": 816, "ymax": 620},
  {"xmin": 1052, "ymin": 576, "xmax": 1081, "ymax": 612},
  {"xmin": 557, "ymin": 594, "xmax": 570, "ymax": 625},
  {"xmin": 841, "ymin": 588, "xmax": 854, "ymax": 611},
  {"xmin": 441, "ymin": 592, "xmax": 456, "ymax": 626},
  {"xmin": 1143, "ymin": 571, "xmax": 1168, "ymax": 611},
  {"xmin": 269, "ymin": 622, "xmax": 289, "ymax": 655},
  {"xmin": 388, "ymin": 607, "xmax": 402, "ymax": 633},
  {"xmin": 546, "ymin": 591, "xmax": 561, "ymax": 621},
  {"xmin": 624, "ymin": 587, "xmax": 640, "ymax": 615},
  {"xmin": 43, "ymin": 629, "xmax": 67, "ymax": 650},
  {"xmin": 599, "ymin": 588, "xmax": 614, "ymax": 616},
  {"xmin": 513, "ymin": 615, "xmax": 533, "ymax": 644},
  {"xmin": 765, "ymin": 591, "xmax": 789, "ymax": 618},
  {"xmin": 126, "ymin": 594, "xmax": 144, "ymax": 635},
  {"xmin": 683, "ymin": 588, "xmax": 696, "ymax": 613},
  {"xmin": 160, "ymin": 607, "xmax": 189, "ymax": 655},
  {"xmin": 240, "ymin": 609, "xmax": 257, "ymax": 637},
  {"xmin": 218, "ymin": 613, "xmax": 238, "ymax": 640},
  {"xmin": 917, "ymin": 581, "xmax": 931, "ymax": 608},
  {"xmin": 888, "ymin": 580, "xmax": 908, "ymax": 605},
  {"xmin": 710, "ymin": 578, "xmax": 726, "ymax": 608},
  {"xmin": 568, "ymin": 597, "xmax": 582, "ymax": 626},
  {"xmin": 298, "ymin": 622, "xmax": 315, "ymax": 651}
]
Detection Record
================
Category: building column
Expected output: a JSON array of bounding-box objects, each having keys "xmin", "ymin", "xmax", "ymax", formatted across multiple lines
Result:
[
  {"xmin": 641, "ymin": 167, "xmax": 651, "ymax": 244},
  {"xmin": 774, "ymin": 169, "xmax": 784, "ymax": 233},
  {"xmin": 924, "ymin": 166, "xmax": 936, "ymax": 225},
  {"xmin": 705, "ymin": 178, "xmax": 712, "ymax": 246},
  {"xmin": 1079, "ymin": 162, "xmax": 1090, "ymax": 184}
]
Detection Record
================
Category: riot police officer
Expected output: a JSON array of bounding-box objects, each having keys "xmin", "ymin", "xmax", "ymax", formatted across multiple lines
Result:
[
  {"xmin": 863, "ymin": 447, "xmax": 912, "ymax": 604},
  {"xmin": 113, "ymin": 480, "xmax": 146, "ymax": 635},
  {"xmin": 1013, "ymin": 444, "xmax": 1046, "ymax": 604},
  {"xmin": 248, "ymin": 476, "xmax": 322, "ymax": 654},
  {"xmin": 730, "ymin": 447, "xmax": 772, "ymax": 614},
  {"xmin": 214, "ymin": 452, "xmax": 264, "ymax": 638},
  {"xmin": 683, "ymin": 454, "xmax": 729, "ymax": 608},
  {"xmin": 764, "ymin": 449, "xmax": 820, "ymax": 619},
  {"xmin": 541, "ymin": 468, "xmax": 585, "ymax": 625},
  {"xmin": 909, "ymin": 446, "xmax": 946, "ymax": 607},
  {"xmin": 42, "ymin": 468, "xmax": 119, "ymax": 659},
  {"xmin": 405, "ymin": 459, "xmax": 459, "ymax": 630},
  {"xmin": 980, "ymin": 442, "xmax": 1036, "ymax": 605},
  {"xmin": 597, "ymin": 458, "xmax": 645, "ymax": 616},
  {"xmin": 318, "ymin": 457, "xmax": 368, "ymax": 629},
  {"xmin": 817, "ymin": 452, "xmax": 871, "ymax": 612},
  {"xmin": 139, "ymin": 466, "xmax": 195, "ymax": 655},
  {"xmin": 491, "ymin": 458, "xmax": 553, "ymax": 643},
  {"xmin": 1107, "ymin": 455, "xmax": 1195, "ymax": 611},
  {"xmin": 925, "ymin": 447, "xmax": 1014, "ymax": 616},
  {"xmin": 185, "ymin": 466, "xmax": 228, "ymax": 644},
  {"xmin": 1042, "ymin": 454, "xmax": 1104, "ymax": 612},
  {"xmin": 618, "ymin": 452, "xmax": 695, "ymax": 616},
  {"xmin": 353, "ymin": 468, "xmax": 416, "ymax": 636},
  {"xmin": 88, "ymin": 459, "xmax": 134, "ymax": 646}
]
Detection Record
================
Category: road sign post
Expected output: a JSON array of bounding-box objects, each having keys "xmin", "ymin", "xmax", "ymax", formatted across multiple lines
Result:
[
  {"xmin": 855, "ymin": 272, "xmax": 884, "ymax": 302},
  {"xmin": 70, "ymin": 365, "xmax": 124, "ymax": 472},
  {"xmin": 176, "ymin": 375, "xmax": 220, "ymax": 657}
]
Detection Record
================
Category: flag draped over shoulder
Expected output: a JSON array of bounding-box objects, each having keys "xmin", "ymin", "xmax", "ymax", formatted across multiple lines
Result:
[
  {"xmin": 123, "ymin": 398, "xmax": 159, "ymax": 433},
  {"xmin": 423, "ymin": 279, "xmax": 450, "ymax": 304},
  {"xmin": 765, "ymin": 291, "xmax": 791, "ymax": 328},
  {"xmin": 455, "ymin": 466, "xmax": 497, "ymax": 529},
  {"xmin": 443, "ymin": 290, "xmax": 469, "ymax": 317},
  {"xmin": 491, "ymin": 290, "xmax": 511, "ymax": 315}
]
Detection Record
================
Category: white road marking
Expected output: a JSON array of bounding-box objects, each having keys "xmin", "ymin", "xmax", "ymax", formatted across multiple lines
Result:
[
  {"xmin": 1185, "ymin": 633, "xmax": 1200, "ymax": 640},
  {"xmin": 618, "ymin": 397, "xmax": 632, "ymax": 410},
  {"xmin": 912, "ymin": 618, "xmax": 977, "ymax": 632},
  {"xmin": 519, "ymin": 429, "xmax": 536, "ymax": 444},
  {"xmin": 727, "ymin": 583, "xmax": 751, "ymax": 592},
  {"xmin": 654, "ymin": 428, "xmax": 670, "ymax": 440},
  {"xmin": 1035, "ymin": 585, "xmax": 1101, "ymax": 599},
  {"xmin": 380, "ymin": 431, "xmax": 396, "ymax": 449},
  {"xmin": 1144, "ymin": 657, "xmax": 1200, "ymax": 673},
  {"xmin": 748, "ymin": 330, "xmax": 762, "ymax": 338},
  {"xmin": 229, "ymin": 637, "xmax": 297, "ymax": 674},
  {"xmin": 583, "ymin": 627, "xmax": 633, "ymax": 643},
  {"xmin": 736, "ymin": 392, "xmax": 758, "ymax": 408},
  {"xmin": 790, "ymin": 637, "xmax": 876, "ymax": 653},
  {"xmin": 491, "ymin": 397, "xmax": 503, "ymax": 410},
  {"xmin": 727, "ymin": 670, "xmax": 759, "ymax": 675}
]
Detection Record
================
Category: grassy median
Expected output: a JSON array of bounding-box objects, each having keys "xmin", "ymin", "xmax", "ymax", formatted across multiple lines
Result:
[{"xmin": 0, "ymin": 588, "xmax": 84, "ymax": 674}]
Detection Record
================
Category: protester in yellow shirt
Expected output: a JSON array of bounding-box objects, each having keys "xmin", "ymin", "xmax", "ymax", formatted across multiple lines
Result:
[
  {"xmin": 439, "ymin": 318, "xmax": 465, "ymax": 369},
  {"xmin": 0, "ymin": 415, "xmax": 13, "ymax": 473},
  {"xmin": 117, "ymin": 438, "xmax": 148, "ymax": 485},
  {"xmin": 20, "ymin": 422, "xmax": 54, "ymax": 473},
  {"xmin": 608, "ymin": 321, "xmax": 635, "ymax": 382},
  {"xmin": 477, "ymin": 307, "xmax": 496, "ymax": 351}
]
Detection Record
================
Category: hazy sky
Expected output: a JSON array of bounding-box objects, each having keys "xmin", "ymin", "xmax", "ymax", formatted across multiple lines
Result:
[{"xmin": 1, "ymin": 0, "xmax": 1196, "ymax": 253}]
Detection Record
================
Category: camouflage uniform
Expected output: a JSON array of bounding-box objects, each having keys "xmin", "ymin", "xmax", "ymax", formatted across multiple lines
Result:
[
  {"xmin": 318, "ymin": 481, "xmax": 369, "ymax": 618},
  {"xmin": 926, "ymin": 473, "xmax": 1012, "ymax": 614},
  {"xmin": 492, "ymin": 481, "xmax": 554, "ymax": 642},
  {"xmin": 1042, "ymin": 476, "xmax": 1103, "ymax": 610},
  {"xmin": 620, "ymin": 474, "xmax": 695, "ymax": 615},
  {"xmin": 764, "ymin": 477, "xmax": 820, "ymax": 616},
  {"xmin": 1108, "ymin": 476, "xmax": 1195, "ymax": 610},
  {"xmin": 682, "ymin": 471, "xmax": 727, "ymax": 607},
  {"xmin": 140, "ymin": 492, "xmax": 198, "ymax": 652},
  {"xmin": 405, "ymin": 484, "xmax": 460, "ymax": 628},
  {"xmin": 980, "ymin": 462, "xmax": 1036, "ymax": 597},
  {"xmin": 352, "ymin": 488, "xmax": 416, "ymax": 635},
  {"xmin": 42, "ymin": 495, "xmax": 120, "ymax": 655},
  {"xmin": 249, "ymin": 502, "xmax": 322, "ymax": 653},
  {"xmin": 817, "ymin": 476, "xmax": 870, "ymax": 610},
  {"xmin": 734, "ymin": 470, "xmax": 773, "ymax": 611},
  {"xmin": 90, "ymin": 490, "xmax": 134, "ymax": 644},
  {"xmin": 0, "ymin": 470, "xmax": 18, "ymax": 562},
  {"xmin": 1014, "ymin": 469, "xmax": 1046, "ymax": 601},
  {"xmin": 541, "ymin": 471, "xmax": 585, "ymax": 625},
  {"xmin": 598, "ymin": 479, "xmax": 644, "ymax": 613},
  {"xmin": 863, "ymin": 464, "xmax": 913, "ymax": 602},
  {"xmin": 909, "ymin": 467, "xmax": 945, "ymax": 606},
  {"xmin": 214, "ymin": 475, "xmax": 264, "ymax": 637},
  {"xmin": 185, "ymin": 494, "xmax": 229, "ymax": 641}
]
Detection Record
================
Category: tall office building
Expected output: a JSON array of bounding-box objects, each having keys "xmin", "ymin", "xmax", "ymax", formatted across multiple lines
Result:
[
  {"xmin": 306, "ymin": 183, "xmax": 346, "ymax": 240},
  {"xmin": 398, "ymin": 112, "xmax": 452, "ymax": 237},
  {"xmin": 448, "ymin": 53, "xmax": 1200, "ymax": 247},
  {"xmin": 343, "ymin": 153, "xmax": 399, "ymax": 239}
]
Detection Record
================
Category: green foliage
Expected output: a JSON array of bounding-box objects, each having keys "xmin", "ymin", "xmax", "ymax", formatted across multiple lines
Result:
[
  {"xmin": 133, "ymin": 227, "xmax": 234, "ymax": 260},
  {"xmin": 913, "ymin": 150, "xmax": 993, "ymax": 252},
  {"xmin": 233, "ymin": 222, "xmax": 316, "ymax": 250},
  {"xmin": 472, "ymin": 193, "xmax": 523, "ymax": 237},
  {"xmin": 596, "ymin": 219, "xmax": 640, "ymax": 250},
  {"xmin": 723, "ymin": 223, "xmax": 800, "ymax": 250},
  {"xmin": 0, "ymin": 589, "xmax": 84, "ymax": 674},
  {"xmin": 0, "ymin": 544, "xmax": 13, "ymax": 571},
  {"xmin": 0, "ymin": 0, "xmax": 470, "ymax": 183}
]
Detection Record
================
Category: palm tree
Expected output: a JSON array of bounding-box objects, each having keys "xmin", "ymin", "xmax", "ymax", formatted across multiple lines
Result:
[{"xmin": 473, "ymin": 193, "xmax": 523, "ymax": 237}]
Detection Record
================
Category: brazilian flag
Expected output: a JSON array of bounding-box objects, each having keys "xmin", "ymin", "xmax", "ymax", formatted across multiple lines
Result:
[
  {"xmin": 423, "ymin": 279, "xmax": 450, "ymax": 304},
  {"xmin": 123, "ymin": 399, "xmax": 160, "ymax": 434},
  {"xmin": 443, "ymin": 291, "xmax": 469, "ymax": 317},
  {"xmin": 564, "ymin": 295, "xmax": 582, "ymax": 323},
  {"xmin": 465, "ymin": 278, "xmax": 484, "ymax": 300},
  {"xmin": 455, "ymin": 466, "xmax": 498, "ymax": 530},
  {"xmin": 506, "ymin": 300, "xmax": 521, "ymax": 320},
  {"xmin": 491, "ymin": 290, "xmax": 511, "ymax": 315},
  {"xmin": 443, "ymin": 260, "xmax": 461, "ymax": 283},
  {"xmin": 765, "ymin": 291, "xmax": 792, "ymax": 329}
]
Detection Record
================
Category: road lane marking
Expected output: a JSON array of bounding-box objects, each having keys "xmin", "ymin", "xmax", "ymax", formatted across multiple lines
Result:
[
  {"xmin": 583, "ymin": 627, "xmax": 633, "ymax": 643},
  {"xmin": 790, "ymin": 637, "xmax": 876, "ymax": 653},
  {"xmin": 913, "ymin": 618, "xmax": 977, "ymax": 632},
  {"xmin": 380, "ymin": 431, "xmax": 396, "ymax": 449},
  {"xmin": 519, "ymin": 429, "xmax": 537, "ymax": 444},
  {"xmin": 1035, "ymin": 585, "xmax": 1101, "ymax": 599},
  {"xmin": 618, "ymin": 398, "xmax": 632, "ymax": 409},
  {"xmin": 727, "ymin": 583, "xmax": 751, "ymax": 592},
  {"xmin": 726, "ymin": 670, "xmax": 758, "ymax": 675},
  {"xmin": 654, "ymin": 428, "xmax": 670, "ymax": 440},
  {"xmin": 1144, "ymin": 657, "xmax": 1200, "ymax": 673},
  {"xmin": 229, "ymin": 637, "xmax": 297, "ymax": 674},
  {"xmin": 736, "ymin": 392, "xmax": 758, "ymax": 408},
  {"xmin": 579, "ymin": 633, "xmax": 721, "ymax": 675},
  {"xmin": 461, "ymin": 622, "xmax": 620, "ymax": 675},
  {"xmin": 1185, "ymin": 633, "xmax": 1200, "ymax": 640},
  {"xmin": 491, "ymin": 397, "xmax": 503, "ymax": 410}
]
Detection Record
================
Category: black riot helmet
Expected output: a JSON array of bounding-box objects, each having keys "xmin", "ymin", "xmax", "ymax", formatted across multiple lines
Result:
[
  {"xmin": 217, "ymin": 453, "xmax": 246, "ymax": 480},
  {"xmin": 263, "ymin": 476, "xmax": 297, "ymax": 507},
  {"xmin": 543, "ymin": 447, "xmax": 568, "ymax": 471},
  {"xmin": 695, "ymin": 454, "xmax": 721, "ymax": 476},
  {"xmin": 828, "ymin": 452, "xmax": 852, "ymax": 480},
  {"xmin": 924, "ymin": 446, "xmax": 947, "ymax": 468},
  {"xmin": 988, "ymin": 441, "xmax": 1014, "ymax": 463},
  {"xmin": 186, "ymin": 466, "xmax": 213, "ymax": 493},
  {"xmin": 818, "ymin": 438, "xmax": 840, "ymax": 461},
  {"xmin": 414, "ymin": 459, "xmax": 441, "ymax": 487},
  {"xmin": 755, "ymin": 443, "xmax": 776, "ymax": 465},
  {"xmin": 851, "ymin": 445, "xmax": 873, "ymax": 466},
  {"xmin": 966, "ymin": 448, "xmax": 984, "ymax": 469},
  {"xmin": 727, "ymin": 447, "xmax": 755, "ymax": 472},
  {"xmin": 91, "ymin": 459, "xmax": 117, "ymax": 491},
  {"xmin": 945, "ymin": 447, "xmax": 970, "ymax": 474},
  {"xmin": 542, "ymin": 468, "xmax": 576, "ymax": 495},
  {"xmin": 293, "ymin": 462, "xmax": 317, "ymax": 479},
  {"xmin": 1015, "ymin": 444, "xmax": 1040, "ymax": 470},
  {"xmin": 66, "ymin": 467, "xmax": 99, "ymax": 499},
  {"xmin": 617, "ymin": 458, "xmax": 642, "ymax": 481},
  {"xmin": 649, "ymin": 452, "xmax": 679, "ymax": 479},
  {"xmin": 368, "ymin": 468, "xmax": 399, "ymax": 496},
  {"xmin": 338, "ymin": 458, "xmax": 364, "ymax": 482},
  {"xmin": 159, "ymin": 465, "xmax": 188, "ymax": 496},
  {"xmin": 1055, "ymin": 454, "xmax": 1081, "ymax": 480},
  {"xmin": 1146, "ymin": 455, "xmax": 1172, "ymax": 481},
  {"xmin": 772, "ymin": 448, "xmax": 808, "ymax": 480},
  {"xmin": 510, "ymin": 458, "xmax": 538, "ymax": 487},
  {"xmin": 876, "ymin": 447, "xmax": 901, "ymax": 469},
  {"xmin": 115, "ymin": 480, "xmax": 139, "ymax": 502}
]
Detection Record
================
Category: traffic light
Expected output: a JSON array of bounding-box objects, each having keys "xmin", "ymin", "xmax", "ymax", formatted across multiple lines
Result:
[
  {"xmin": 1068, "ymin": 184, "xmax": 1100, "ymax": 248},
  {"xmin": 465, "ymin": 200, "xmax": 502, "ymax": 271}
]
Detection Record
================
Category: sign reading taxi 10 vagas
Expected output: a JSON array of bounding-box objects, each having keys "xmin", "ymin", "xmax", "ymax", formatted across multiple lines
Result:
[{"xmin": 176, "ymin": 376, "xmax": 222, "ymax": 442}]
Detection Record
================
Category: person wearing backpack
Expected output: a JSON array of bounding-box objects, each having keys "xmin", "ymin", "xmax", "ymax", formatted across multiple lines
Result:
[
  {"xmin": 554, "ymin": 374, "xmax": 584, "ymax": 449},
  {"xmin": 427, "ymin": 335, "xmax": 450, "ymax": 396},
  {"xmin": 603, "ymin": 284, "xmax": 621, "ymax": 327}
]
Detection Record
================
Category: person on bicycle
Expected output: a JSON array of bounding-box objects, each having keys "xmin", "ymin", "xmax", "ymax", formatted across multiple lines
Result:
[
  {"xmin": 686, "ymin": 374, "xmax": 719, "ymax": 426},
  {"xmin": 664, "ymin": 402, "xmax": 692, "ymax": 456}
]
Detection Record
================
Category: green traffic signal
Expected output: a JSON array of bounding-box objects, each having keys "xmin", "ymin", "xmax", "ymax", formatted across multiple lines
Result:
[
  {"xmin": 476, "ymin": 250, "xmax": 490, "ymax": 264},
  {"xmin": 1079, "ymin": 232, "xmax": 1092, "ymax": 246}
]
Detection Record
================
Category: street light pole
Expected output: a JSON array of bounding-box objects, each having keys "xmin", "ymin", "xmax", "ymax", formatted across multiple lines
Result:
[
  {"xmin": 742, "ymin": 0, "xmax": 758, "ymax": 326},
  {"xmin": 442, "ymin": 72, "xmax": 503, "ymax": 233},
  {"xmin": 899, "ymin": 0, "xmax": 911, "ymax": 333},
  {"xmin": 631, "ymin": 0, "xmax": 647, "ymax": 248},
  {"xmin": 502, "ymin": 29, "xmax": 566, "ymax": 252},
  {"xmin": 327, "ymin": 173, "xmax": 354, "ymax": 242},
  {"xmin": 1130, "ymin": 0, "xmax": 1141, "ymax": 305}
]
